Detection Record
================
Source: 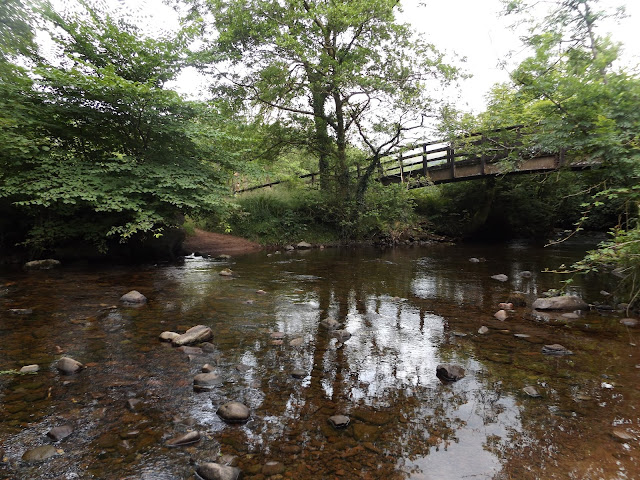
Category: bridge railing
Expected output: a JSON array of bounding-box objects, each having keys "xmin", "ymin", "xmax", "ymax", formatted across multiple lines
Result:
[{"xmin": 234, "ymin": 125, "xmax": 550, "ymax": 193}]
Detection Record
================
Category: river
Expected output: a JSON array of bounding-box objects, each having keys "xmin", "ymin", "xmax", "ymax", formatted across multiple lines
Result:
[{"xmin": 0, "ymin": 239, "xmax": 638, "ymax": 479}]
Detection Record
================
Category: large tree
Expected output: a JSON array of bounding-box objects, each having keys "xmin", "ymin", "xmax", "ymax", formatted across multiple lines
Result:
[
  {"xmin": 0, "ymin": 1, "xmax": 234, "ymax": 257},
  {"xmin": 186, "ymin": 0, "xmax": 456, "ymax": 203}
]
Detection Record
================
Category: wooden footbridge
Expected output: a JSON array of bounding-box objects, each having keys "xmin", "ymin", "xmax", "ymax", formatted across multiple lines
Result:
[{"xmin": 235, "ymin": 126, "xmax": 599, "ymax": 193}]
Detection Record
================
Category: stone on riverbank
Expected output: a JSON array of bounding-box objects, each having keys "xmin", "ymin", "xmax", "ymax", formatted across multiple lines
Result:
[
  {"xmin": 196, "ymin": 462, "xmax": 242, "ymax": 480},
  {"xmin": 24, "ymin": 259, "xmax": 60, "ymax": 270},
  {"xmin": 532, "ymin": 296, "xmax": 588, "ymax": 311},
  {"xmin": 296, "ymin": 241, "xmax": 312, "ymax": 249},
  {"xmin": 217, "ymin": 401, "xmax": 250, "ymax": 424},
  {"xmin": 436, "ymin": 364, "xmax": 465, "ymax": 382},
  {"xmin": 56, "ymin": 357, "xmax": 83, "ymax": 375},
  {"xmin": 120, "ymin": 290, "xmax": 147, "ymax": 305},
  {"xmin": 172, "ymin": 325, "xmax": 213, "ymax": 347}
]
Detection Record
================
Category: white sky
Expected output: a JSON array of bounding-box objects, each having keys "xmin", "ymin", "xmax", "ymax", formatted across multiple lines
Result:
[{"xmin": 105, "ymin": 0, "xmax": 640, "ymax": 114}]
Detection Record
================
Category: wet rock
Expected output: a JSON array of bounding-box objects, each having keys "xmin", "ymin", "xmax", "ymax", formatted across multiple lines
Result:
[
  {"xmin": 217, "ymin": 401, "xmax": 250, "ymax": 424},
  {"xmin": 270, "ymin": 332, "xmax": 285, "ymax": 340},
  {"xmin": 172, "ymin": 325, "xmax": 213, "ymax": 347},
  {"xmin": 320, "ymin": 318, "xmax": 341, "ymax": 330},
  {"xmin": 508, "ymin": 292, "xmax": 528, "ymax": 307},
  {"xmin": 611, "ymin": 429, "xmax": 635, "ymax": 443},
  {"xmin": 532, "ymin": 295, "xmax": 588, "ymax": 311},
  {"xmin": 56, "ymin": 356, "xmax": 83, "ymax": 375},
  {"xmin": 520, "ymin": 271, "xmax": 532, "ymax": 278},
  {"xmin": 217, "ymin": 254, "xmax": 232, "ymax": 260},
  {"xmin": 256, "ymin": 289, "xmax": 267, "ymax": 295},
  {"xmin": 284, "ymin": 245, "xmax": 295, "ymax": 251},
  {"xmin": 494, "ymin": 310, "xmax": 508, "ymax": 321},
  {"xmin": 562, "ymin": 312, "xmax": 580, "ymax": 319},
  {"xmin": 202, "ymin": 364, "xmax": 215, "ymax": 373},
  {"xmin": 196, "ymin": 462, "xmax": 242, "ymax": 480},
  {"xmin": 289, "ymin": 337, "xmax": 304, "ymax": 347},
  {"xmin": 328, "ymin": 415, "xmax": 350, "ymax": 429},
  {"xmin": 159, "ymin": 331, "xmax": 180, "ymax": 342},
  {"xmin": 491, "ymin": 274, "xmax": 508, "ymax": 282},
  {"xmin": 219, "ymin": 268, "xmax": 234, "ymax": 277},
  {"xmin": 263, "ymin": 461, "xmax": 285, "ymax": 476},
  {"xmin": 620, "ymin": 318, "xmax": 638, "ymax": 327},
  {"xmin": 21, "ymin": 445, "xmax": 57, "ymax": 462},
  {"xmin": 120, "ymin": 290, "xmax": 147, "ymax": 305},
  {"xmin": 296, "ymin": 241, "xmax": 312, "ymax": 249},
  {"xmin": 201, "ymin": 342, "xmax": 216, "ymax": 353},
  {"xmin": 498, "ymin": 302, "xmax": 513, "ymax": 310},
  {"xmin": 271, "ymin": 339, "xmax": 284, "ymax": 346},
  {"xmin": 179, "ymin": 346, "xmax": 204, "ymax": 356},
  {"xmin": 436, "ymin": 364, "xmax": 465, "ymax": 382},
  {"xmin": 478, "ymin": 326, "xmax": 489, "ymax": 335},
  {"xmin": 523, "ymin": 386, "xmax": 541, "ymax": 398},
  {"xmin": 469, "ymin": 257, "xmax": 481, "ymax": 263},
  {"xmin": 513, "ymin": 333, "xmax": 531, "ymax": 339},
  {"xmin": 600, "ymin": 290, "xmax": 611, "ymax": 296},
  {"xmin": 24, "ymin": 259, "xmax": 61, "ymax": 270},
  {"xmin": 9, "ymin": 308, "xmax": 33, "ymax": 315},
  {"xmin": 194, "ymin": 373, "xmax": 223, "ymax": 391},
  {"xmin": 47, "ymin": 424, "xmax": 73, "ymax": 441},
  {"xmin": 291, "ymin": 369, "xmax": 307, "ymax": 379},
  {"xmin": 235, "ymin": 364, "xmax": 251, "ymax": 372},
  {"xmin": 541, "ymin": 344, "xmax": 573, "ymax": 355},
  {"xmin": 332, "ymin": 330, "xmax": 351, "ymax": 342},
  {"xmin": 166, "ymin": 431, "xmax": 201, "ymax": 447},
  {"xmin": 126, "ymin": 398, "xmax": 143, "ymax": 412},
  {"xmin": 19, "ymin": 364, "xmax": 39, "ymax": 373}
]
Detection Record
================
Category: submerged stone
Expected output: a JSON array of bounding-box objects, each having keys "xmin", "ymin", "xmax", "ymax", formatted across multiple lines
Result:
[
  {"xmin": 194, "ymin": 372, "xmax": 223, "ymax": 391},
  {"xmin": 262, "ymin": 461, "xmax": 285, "ymax": 476},
  {"xmin": 21, "ymin": 445, "xmax": 57, "ymax": 462},
  {"xmin": 196, "ymin": 462, "xmax": 242, "ymax": 480},
  {"xmin": 541, "ymin": 344, "xmax": 573, "ymax": 355},
  {"xmin": 532, "ymin": 296, "xmax": 588, "ymax": 311},
  {"xmin": 320, "ymin": 318, "xmax": 341, "ymax": 330},
  {"xmin": 436, "ymin": 364, "xmax": 465, "ymax": 382}
]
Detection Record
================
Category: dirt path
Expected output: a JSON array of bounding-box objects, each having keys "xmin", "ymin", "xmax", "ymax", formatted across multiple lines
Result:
[{"xmin": 183, "ymin": 228, "xmax": 262, "ymax": 257}]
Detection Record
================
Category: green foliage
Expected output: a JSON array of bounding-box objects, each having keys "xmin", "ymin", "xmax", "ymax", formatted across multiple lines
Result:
[{"xmin": 0, "ymin": 1, "xmax": 234, "ymax": 256}]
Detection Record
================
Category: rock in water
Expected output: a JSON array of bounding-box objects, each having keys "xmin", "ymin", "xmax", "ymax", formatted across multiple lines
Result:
[
  {"xmin": 494, "ymin": 310, "xmax": 508, "ymax": 321},
  {"xmin": 193, "ymin": 373, "xmax": 223, "ymax": 391},
  {"xmin": 332, "ymin": 329, "xmax": 351, "ymax": 342},
  {"xmin": 21, "ymin": 445, "xmax": 57, "ymax": 462},
  {"xmin": 56, "ymin": 356, "xmax": 83, "ymax": 375},
  {"xmin": 523, "ymin": 386, "xmax": 541, "ymax": 398},
  {"xmin": 159, "ymin": 331, "xmax": 180, "ymax": 342},
  {"xmin": 24, "ymin": 259, "xmax": 61, "ymax": 270},
  {"xmin": 296, "ymin": 241, "xmax": 312, "ymax": 249},
  {"xmin": 328, "ymin": 415, "xmax": 350, "ymax": 429},
  {"xmin": 541, "ymin": 344, "xmax": 573, "ymax": 355},
  {"xmin": 320, "ymin": 318, "xmax": 341, "ymax": 330},
  {"xmin": 172, "ymin": 325, "xmax": 213, "ymax": 346},
  {"xmin": 491, "ymin": 274, "xmax": 508, "ymax": 282},
  {"xmin": 478, "ymin": 326, "xmax": 489, "ymax": 335},
  {"xmin": 263, "ymin": 461, "xmax": 285, "ymax": 476},
  {"xmin": 620, "ymin": 318, "xmax": 638, "ymax": 327},
  {"xmin": 196, "ymin": 462, "xmax": 242, "ymax": 480},
  {"xmin": 532, "ymin": 296, "xmax": 588, "ymax": 311},
  {"xmin": 47, "ymin": 424, "xmax": 73, "ymax": 441},
  {"xmin": 219, "ymin": 268, "xmax": 234, "ymax": 277},
  {"xmin": 19, "ymin": 364, "xmax": 39, "ymax": 373},
  {"xmin": 166, "ymin": 431, "xmax": 201, "ymax": 447},
  {"xmin": 120, "ymin": 290, "xmax": 147, "ymax": 305},
  {"xmin": 217, "ymin": 402, "xmax": 250, "ymax": 424},
  {"xmin": 436, "ymin": 364, "xmax": 465, "ymax": 382}
]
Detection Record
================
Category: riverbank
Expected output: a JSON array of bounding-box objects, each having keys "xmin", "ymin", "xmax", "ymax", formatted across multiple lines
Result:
[{"xmin": 182, "ymin": 228, "xmax": 263, "ymax": 257}]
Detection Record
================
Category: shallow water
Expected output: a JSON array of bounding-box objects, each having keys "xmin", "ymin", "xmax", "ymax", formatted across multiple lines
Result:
[{"xmin": 0, "ymin": 240, "xmax": 638, "ymax": 479}]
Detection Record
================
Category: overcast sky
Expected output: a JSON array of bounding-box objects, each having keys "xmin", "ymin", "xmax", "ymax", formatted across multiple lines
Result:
[{"xmin": 105, "ymin": 0, "xmax": 640, "ymax": 113}]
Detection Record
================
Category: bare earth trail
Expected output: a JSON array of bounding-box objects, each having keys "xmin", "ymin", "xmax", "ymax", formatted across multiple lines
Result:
[{"xmin": 182, "ymin": 228, "xmax": 263, "ymax": 257}]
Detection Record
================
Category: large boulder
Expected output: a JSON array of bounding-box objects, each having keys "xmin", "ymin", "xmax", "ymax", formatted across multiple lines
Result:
[
  {"xmin": 172, "ymin": 325, "xmax": 213, "ymax": 347},
  {"xmin": 532, "ymin": 296, "xmax": 588, "ymax": 311}
]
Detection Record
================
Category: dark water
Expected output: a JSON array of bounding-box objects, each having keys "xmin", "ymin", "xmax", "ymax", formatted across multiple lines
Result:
[{"xmin": 0, "ymin": 240, "xmax": 639, "ymax": 480}]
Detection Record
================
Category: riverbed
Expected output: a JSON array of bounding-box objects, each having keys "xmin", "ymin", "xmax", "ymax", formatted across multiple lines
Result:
[{"xmin": 0, "ymin": 240, "xmax": 638, "ymax": 479}]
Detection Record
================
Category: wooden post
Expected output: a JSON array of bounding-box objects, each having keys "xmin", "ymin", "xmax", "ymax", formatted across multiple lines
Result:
[
  {"xmin": 399, "ymin": 153, "xmax": 404, "ymax": 183},
  {"xmin": 480, "ymin": 134, "xmax": 486, "ymax": 175},
  {"xmin": 449, "ymin": 145, "xmax": 455, "ymax": 179},
  {"xmin": 558, "ymin": 148, "xmax": 566, "ymax": 167},
  {"xmin": 422, "ymin": 143, "xmax": 428, "ymax": 177}
]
